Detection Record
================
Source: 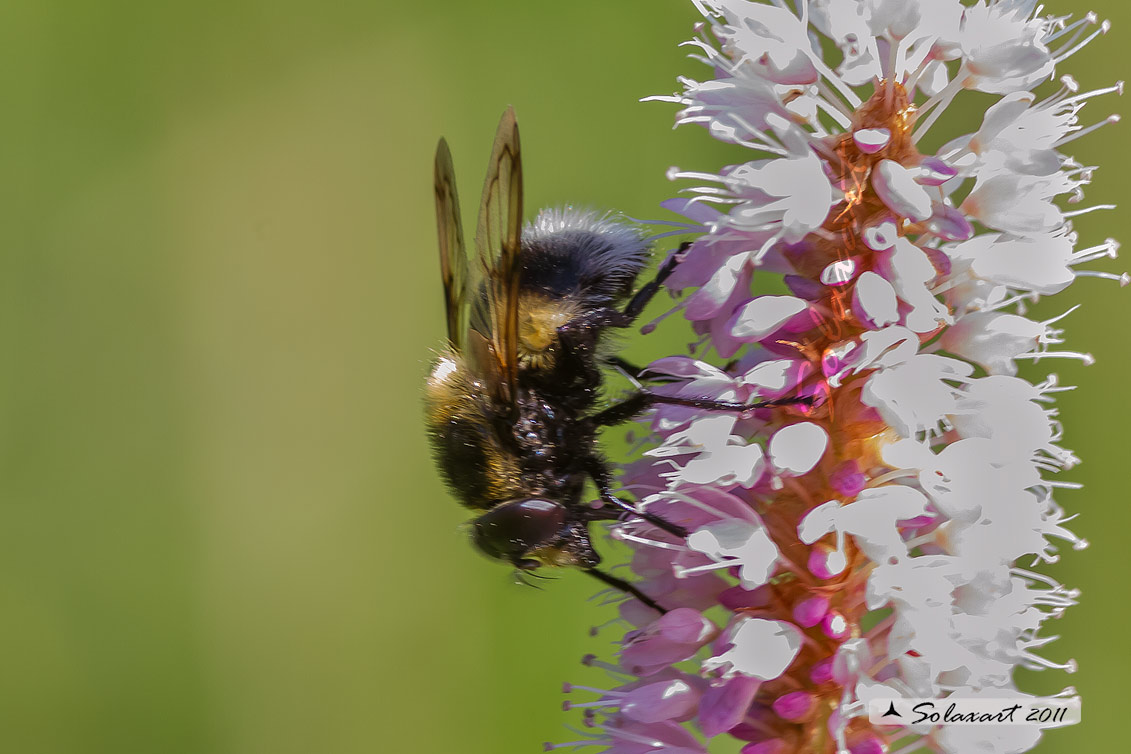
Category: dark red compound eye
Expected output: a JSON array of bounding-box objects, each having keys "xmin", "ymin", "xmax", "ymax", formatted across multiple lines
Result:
[{"xmin": 471, "ymin": 498, "xmax": 568, "ymax": 564}]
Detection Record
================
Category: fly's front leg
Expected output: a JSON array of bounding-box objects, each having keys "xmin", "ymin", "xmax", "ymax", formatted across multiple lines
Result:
[
  {"xmin": 562, "ymin": 248, "xmax": 687, "ymax": 391},
  {"xmin": 557, "ymin": 244, "xmax": 691, "ymax": 376},
  {"xmin": 565, "ymin": 243, "xmax": 689, "ymax": 342},
  {"xmin": 590, "ymin": 391, "xmax": 812, "ymax": 427},
  {"xmin": 588, "ymin": 392, "xmax": 656, "ymax": 427},
  {"xmin": 620, "ymin": 242, "xmax": 689, "ymax": 323}
]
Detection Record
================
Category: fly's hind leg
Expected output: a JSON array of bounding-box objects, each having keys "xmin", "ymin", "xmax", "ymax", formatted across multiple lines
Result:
[
  {"xmin": 584, "ymin": 457, "xmax": 688, "ymax": 539},
  {"xmin": 583, "ymin": 567, "xmax": 668, "ymax": 614},
  {"xmin": 577, "ymin": 492, "xmax": 676, "ymax": 615}
]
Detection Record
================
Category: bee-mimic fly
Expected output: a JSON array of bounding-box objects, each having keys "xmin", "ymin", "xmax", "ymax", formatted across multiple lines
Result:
[{"xmin": 424, "ymin": 108, "xmax": 797, "ymax": 613}]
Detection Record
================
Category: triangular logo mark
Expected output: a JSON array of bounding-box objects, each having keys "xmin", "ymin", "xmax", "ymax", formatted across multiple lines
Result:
[{"xmin": 883, "ymin": 701, "xmax": 902, "ymax": 718}]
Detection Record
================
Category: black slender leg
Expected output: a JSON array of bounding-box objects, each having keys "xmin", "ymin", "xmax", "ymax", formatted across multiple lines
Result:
[
  {"xmin": 590, "ymin": 392, "xmax": 656, "ymax": 427},
  {"xmin": 591, "ymin": 391, "xmax": 813, "ymax": 427},
  {"xmin": 652, "ymin": 392, "xmax": 813, "ymax": 412},
  {"xmin": 584, "ymin": 567, "xmax": 667, "ymax": 614},
  {"xmin": 586, "ymin": 458, "xmax": 688, "ymax": 539},
  {"xmin": 600, "ymin": 492, "xmax": 688, "ymax": 538},
  {"xmin": 563, "ymin": 244, "xmax": 690, "ymax": 346},
  {"xmin": 620, "ymin": 243, "xmax": 688, "ymax": 322},
  {"xmin": 557, "ymin": 244, "xmax": 690, "ymax": 362}
]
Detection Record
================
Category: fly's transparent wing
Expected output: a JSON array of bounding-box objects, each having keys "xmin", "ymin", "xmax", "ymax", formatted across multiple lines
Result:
[
  {"xmin": 473, "ymin": 107, "xmax": 523, "ymax": 404},
  {"xmin": 434, "ymin": 137, "xmax": 470, "ymax": 348}
]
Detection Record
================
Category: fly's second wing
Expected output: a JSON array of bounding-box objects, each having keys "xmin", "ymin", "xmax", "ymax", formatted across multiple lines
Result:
[
  {"xmin": 434, "ymin": 138, "xmax": 468, "ymax": 349},
  {"xmin": 433, "ymin": 131, "xmax": 503, "ymax": 396}
]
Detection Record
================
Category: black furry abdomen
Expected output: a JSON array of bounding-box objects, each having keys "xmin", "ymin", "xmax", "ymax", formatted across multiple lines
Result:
[{"xmin": 433, "ymin": 416, "xmax": 495, "ymax": 509}]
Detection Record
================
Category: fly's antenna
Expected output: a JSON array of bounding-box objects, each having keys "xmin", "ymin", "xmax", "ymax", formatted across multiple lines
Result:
[{"xmin": 513, "ymin": 570, "xmax": 546, "ymax": 591}]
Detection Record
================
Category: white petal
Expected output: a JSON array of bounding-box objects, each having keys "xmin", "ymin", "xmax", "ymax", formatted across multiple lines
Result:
[
  {"xmin": 673, "ymin": 443, "xmax": 766, "ymax": 488},
  {"xmin": 687, "ymin": 519, "xmax": 763, "ymax": 556},
  {"xmin": 762, "ymin": 154, "xmax": 837, "ymax": 240},
  {"xmin": 935, "ymin": 721, "xmax": 1042, "ymax": 754},
  {"xmin": 798, "ymin": 500, "xmax": 841, "ymax": 544},
  {"xmin": 970, "ymin": 232, "xmax": 1076, "ymax": 295},
  {"xmin": 970, "ymin": 91, "xmax": 1036, "ymax": 151},
  {"xmin": 685, "ymin": 252, "xmax": 748, "ymax": 319},
  {"xmin": 742, "ymin": 358, "xmax": 808, "ymax": 393},
  {"xmin": 880, "ymin": 437, "xmax": 935, "ymax": 470},
  {"xmin": 730, "ymin": 295, "xmax": 808, "ymax": 340},
  {"xmin": 768, "ymin": 422, "xmax": 828, "ymax": 475},
  {"xmin": 711, "ymin": 2, "xmax": 818, "ymax": 84},
  {"xmin": 703, "ymin": 618, "xmax": 801, "ymax": 680},
  {"xmin": 825, "ymin": 547, "xmax": 848, "ymax": 575},
  {"xmin": 853, "ymin": 271, "xmax": 899, "ymax": 328},
  {"xmin": 912, "ymin": 437, "xmax": 1041, "ymax": 522},
  {"xmin": 872, "ymin": 159, "xmax": 934, "ymax": 221},
  {"xmin": 645, "ymin": 357, "xmax": 730, "ymax": 381},
  {"xmin": 853, "ymin": 127, "xmax": 891, "ymax": 153},
  {"xmin": 862, "ymin": 219, "xmax": 899, "ymax": 251},
  {"xmin": 887, "ymin": 237, "xmax": 938, "ymax": 285},
  {"xmin": 647, "ymin": 414, "xmax": 735, "ymax": 457},
  {"xmin": 688, "ymin": 519, "xmax": 780, "ymax": 589},
  {"xmin": 820, "ymin": 258, "xmax": 857, "ymax": 286},
  {"xmin": 962, "ymin": 173, "xmax": 1067, "ymax": 236},
  {"xmin": 840, "ymin": 486, "xmax": 930, "ymax": 561},
  {"xmin": 862, "ymin": 355, "xmax": 973, "ymax": 437},
  {"xmin": 960, "ymin": 2, "xmax": 1055, "ymax": 94},
  {"xmin": 878, "ymin": 239, "xmax": 952, "ymax": 333},
  {"xmin": 850, "ymin": 326, "xmax": 919, "ymax": 372},
  {"xmin": 950, "ymin": 376, "xmax": 1055, "ymax": 462}
]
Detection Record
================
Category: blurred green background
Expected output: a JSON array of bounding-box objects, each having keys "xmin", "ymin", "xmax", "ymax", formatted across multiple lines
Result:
[{"xmin": 0, "ymin": 1, "xmax": 1124, "ymax": 752}]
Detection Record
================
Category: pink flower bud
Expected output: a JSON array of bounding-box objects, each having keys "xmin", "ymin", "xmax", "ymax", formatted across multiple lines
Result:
[
  {"xmin": 771, "ymin": 690, "xmax": 816, "ymax": 722},
  {"xmin": 792, "ymin": 595, "xmax": 829, "ymax": 628}
]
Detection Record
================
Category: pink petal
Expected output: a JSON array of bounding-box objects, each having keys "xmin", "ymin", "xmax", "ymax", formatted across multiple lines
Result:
[
  {"xmin": 698, "ymin": 675, "xmax": 761, "ymax": 737},
  {"xmin": 621, "ymin": 679, "xmax": 701, "ymax": 723}
]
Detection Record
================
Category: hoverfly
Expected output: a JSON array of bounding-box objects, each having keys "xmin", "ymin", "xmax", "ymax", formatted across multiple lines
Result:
[{"xmin": 425, "ymin": 108, "xmax": 780, "ymax": 612}]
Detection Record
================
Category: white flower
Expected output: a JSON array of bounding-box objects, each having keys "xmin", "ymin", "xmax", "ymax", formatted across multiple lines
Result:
[
  {"xmin": 663, "ymin": 437, "xmax": 767, "ymax": 488},
  {"xmin": 799, "ymin": 486, "xmax": 929, "ymax": 567},
  {"xmin": 862, "ymin": 354, "xmax": 973, "ymax": 436},
  {"xmin": 962, "ymin": 172, "xmax": 1072, "ymax": 235},
  {"xmin": 562, "ymin": 3, "xmax": 1115, "ymax": 753},
  {"xmin": 669, "ymin": 136, "xmax": 838, "ymax": 256}
]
